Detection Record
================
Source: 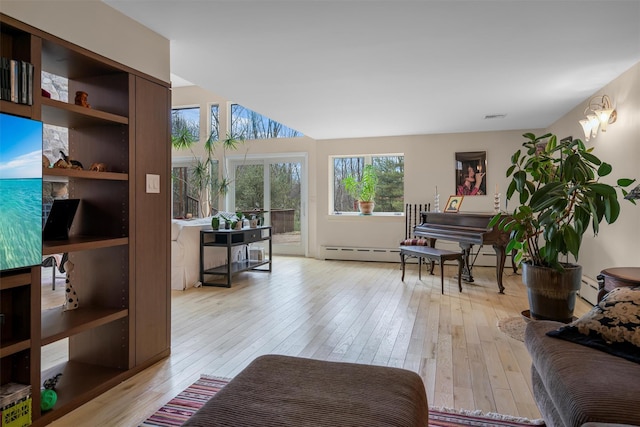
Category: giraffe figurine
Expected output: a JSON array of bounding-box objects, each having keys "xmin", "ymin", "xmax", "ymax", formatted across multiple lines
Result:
[{"xmin": 62, "ymin": 260, "xmax": 79, "ymax": 311}]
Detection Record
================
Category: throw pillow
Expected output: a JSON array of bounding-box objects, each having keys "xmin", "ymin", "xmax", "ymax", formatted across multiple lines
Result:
[{"xmin": 547, "ymin": 285, "xmax": 640, "ymax": 363}]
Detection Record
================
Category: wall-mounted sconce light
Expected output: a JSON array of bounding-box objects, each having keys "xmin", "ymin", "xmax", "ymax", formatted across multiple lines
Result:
[{"xmin": 578, "ymin": 95, "xmax": 616, "ymax": 141}]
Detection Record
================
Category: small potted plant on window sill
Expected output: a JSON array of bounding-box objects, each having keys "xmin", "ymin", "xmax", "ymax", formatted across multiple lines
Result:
[{"xmin": 343, "ymin": 164, "xmax": 378, "ymax": 215}]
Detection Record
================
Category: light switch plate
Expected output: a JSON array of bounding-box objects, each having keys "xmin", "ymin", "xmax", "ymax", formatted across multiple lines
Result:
[{"xmin": 146, "ymin": 174, "xmax": 160, "ymax": 193}]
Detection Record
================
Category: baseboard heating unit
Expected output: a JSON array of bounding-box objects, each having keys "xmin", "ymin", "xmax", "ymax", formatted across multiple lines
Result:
[
  {"xmin": 320, "ymin": 246, "xmax": 401, "ymax": 263},
  {"xmin": 580, "ymin": 275, "xmax": 599, "ymax": 306}
]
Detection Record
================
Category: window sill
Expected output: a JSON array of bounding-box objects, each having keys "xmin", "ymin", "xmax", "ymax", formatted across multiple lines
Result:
[{"xmin": 327, "ymin": 212, "xmax": 404, "ymax": 222}]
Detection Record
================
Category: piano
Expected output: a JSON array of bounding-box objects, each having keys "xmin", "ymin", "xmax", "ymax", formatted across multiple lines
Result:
[{"xmin": 413, "ymin": 211, "xmax": 513, "ymax": 293}]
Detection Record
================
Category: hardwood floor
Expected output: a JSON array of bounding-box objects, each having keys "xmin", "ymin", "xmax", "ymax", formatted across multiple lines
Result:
[{"xmin": 42, "ymin": 256, "xmax": 591, "ymax": 426}]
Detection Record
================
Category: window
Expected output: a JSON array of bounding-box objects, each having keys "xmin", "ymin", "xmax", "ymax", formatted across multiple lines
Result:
[
  {"xmin": 231, "ymin": 104, "xmax": 302, "ymax": 140},
  {"xmin": 171, "ymin": 158, "xmax": 219, "ymax": 218},
  {"xmin": 332, "ymin": 155, "xmax": 404, "ymax": 214},
  {"xmin": 210, "ymin": 104, "xmax": 219, "ymax": 141},
  {"xmin": 171, "ymin": 107, "xmax": 200, "ymax": 143}
]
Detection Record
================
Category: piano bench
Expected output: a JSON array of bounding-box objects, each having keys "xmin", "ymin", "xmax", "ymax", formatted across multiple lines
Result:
[{"xmin": 399, "ymin": 245, "xmax": 463, "ymax": 294}]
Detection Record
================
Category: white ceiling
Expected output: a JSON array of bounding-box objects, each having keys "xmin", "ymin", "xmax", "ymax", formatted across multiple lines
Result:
[{"xmin": 104, "ymin": 0, "xmax": 640, "ymax": 140}]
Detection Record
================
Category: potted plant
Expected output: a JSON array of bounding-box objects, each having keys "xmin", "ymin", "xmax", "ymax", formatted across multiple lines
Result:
[
  {"xmin": 234, "ymin": 211, "xmax": 245, "ymax": 229},
  {"xmin": 343, "ymin": 164, "xmax": 378, "ymax": 215},
  {"xmin": 172, "ymin": 126, "xmax": 245, "ymax": 217},
  {"xmin": 211, "ymin": 216, "xmax": 220, "ymax": 230},
  {"xmin": 490, "ymin": 133, "xmax": 635, "ymax": 322},
  {"xmin": 219, "ymin": 213, "xmax": 233, "ymax": 230}
]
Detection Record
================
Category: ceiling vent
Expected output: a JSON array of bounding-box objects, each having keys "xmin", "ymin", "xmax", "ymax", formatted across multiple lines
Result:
[{"xmin": 484, "ymin": 114, "xmax": 507, "ymax": 120}]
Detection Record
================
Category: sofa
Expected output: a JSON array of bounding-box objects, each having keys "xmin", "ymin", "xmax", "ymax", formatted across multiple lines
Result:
[
  {"xmin": 171, "ymin": 216, "xmax": 243, "ymax": 290},
  {"xmin": 525, "ymin": 283, "xmax": 640, "ymax": 427}
]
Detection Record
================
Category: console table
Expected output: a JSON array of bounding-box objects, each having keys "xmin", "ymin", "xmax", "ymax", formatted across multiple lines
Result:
[{"xmin": 200, "ymin": 226, "xmax": 272, "ymax": 287}]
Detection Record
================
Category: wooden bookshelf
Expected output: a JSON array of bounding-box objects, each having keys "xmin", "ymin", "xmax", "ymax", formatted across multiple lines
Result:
[{"xmin": 0, "ymin": 13, "xmax": 171, "ymax": 426}]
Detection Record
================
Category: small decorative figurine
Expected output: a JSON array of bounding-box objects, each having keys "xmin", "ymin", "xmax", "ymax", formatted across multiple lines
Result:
[
  {"xmin": 74, "ymin": 91, "xmax": 91, "ymax": 108},
  {"xmin": 89, "ymin": 162, "xmax": 107, "ymax": 172},
  {"xmin": 59, "ymin": 150, "xmax": 84, "ymax": 170},
  {"xmin": 53, "ymin": 158, "xmax": 69, "ymax": 169},
  {"xmin": 62, "ymin": 260, "xmax": 79, "ymax": 311},
  {"xmin": 42, "ymin": 155, "xmax": 51, "ymax": 168}
]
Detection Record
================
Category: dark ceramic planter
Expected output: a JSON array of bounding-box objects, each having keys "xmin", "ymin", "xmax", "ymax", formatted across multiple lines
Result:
[{"xmin": 522, "ymin": 262, "xmax": 582, "ymax": 323}]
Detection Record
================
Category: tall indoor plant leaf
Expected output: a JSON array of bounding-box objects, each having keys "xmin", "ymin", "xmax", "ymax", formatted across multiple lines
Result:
[{"xmin": 490, "ymin": 133, "xmax": 635, "ymax": 271}]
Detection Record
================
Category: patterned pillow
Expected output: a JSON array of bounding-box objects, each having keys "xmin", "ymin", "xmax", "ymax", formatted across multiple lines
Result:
[
  {"xmin": 546, "ymin": 286, "xmax": 640, "ymax": 363},
  {"xmin": 400, "ymin": 238, "xmax": 429, "ymax": 246}
]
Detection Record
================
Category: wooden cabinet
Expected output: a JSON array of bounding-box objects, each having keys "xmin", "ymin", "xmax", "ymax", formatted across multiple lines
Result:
[
  {"xmin": 0, "ymin": 13, "xmax": 170, "ymax": 426},
  {"xmin": 133, "ymin": 76, "xmax": 171, "ymax": 365}
]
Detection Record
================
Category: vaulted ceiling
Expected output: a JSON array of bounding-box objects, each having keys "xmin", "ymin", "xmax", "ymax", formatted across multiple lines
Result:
[{"xmin": 104, "ymin": 0, "xmax": 640, "ymax": 140}]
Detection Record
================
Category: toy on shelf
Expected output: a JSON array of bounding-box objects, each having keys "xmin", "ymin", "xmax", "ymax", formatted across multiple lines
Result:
[
  {"xmin": 74, "ymin": 91, "xmax": 91, "ymax": 108},
  {"xmin": 89, "ymin": 162, "xmax": 107, "ymax": 172},
  {"xmin": 59, "ymin": 150, "xmax": 83, "ymax": 170},
  {"xmin": 40, "ymin": 373, "xmax": 62, "ymax": 412}
]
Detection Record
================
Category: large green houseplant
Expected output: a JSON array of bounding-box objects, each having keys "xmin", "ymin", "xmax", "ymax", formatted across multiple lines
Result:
[
  {"xmin": 343, "ymin": 164, "xmax": 378, "ymax": 215},
  {"xmin": 172, "ymin": 126, "xmax": 245, "ymax": 217},
  {"xmin": 490, "ymin": 133, "xmax": 635, "ymax": 322}
]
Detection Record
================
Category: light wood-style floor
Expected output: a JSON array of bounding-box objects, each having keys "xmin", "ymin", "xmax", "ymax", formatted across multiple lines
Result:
[{"xmin": 42, "ymin": 256, "xmax": 591, "ymax": 426}]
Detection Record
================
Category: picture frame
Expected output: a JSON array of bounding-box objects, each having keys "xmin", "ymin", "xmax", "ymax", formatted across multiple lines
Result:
[
  {"xmin": 444, "ymin": 195, "xmax": 463, "ymax": 213},
  {"xmin": 455, "ymin": 151, "xmax": 487, "ymax": 196}
]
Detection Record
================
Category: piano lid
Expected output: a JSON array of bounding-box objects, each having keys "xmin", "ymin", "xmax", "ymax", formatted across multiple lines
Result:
[{"xmin": 415, "ymin": 211, "xmax": 509, "ymax": 246}]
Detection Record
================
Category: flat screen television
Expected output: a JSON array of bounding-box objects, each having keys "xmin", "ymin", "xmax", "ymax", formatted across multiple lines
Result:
[{"xmin": 0, "ymin": 112, "xmax": 43, "ymax": 271}]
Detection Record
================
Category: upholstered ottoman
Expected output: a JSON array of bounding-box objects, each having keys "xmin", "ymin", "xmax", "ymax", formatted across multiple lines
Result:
[{"xmin": 182, "ymin": 354, "xmax": 429, "ymax": 426}]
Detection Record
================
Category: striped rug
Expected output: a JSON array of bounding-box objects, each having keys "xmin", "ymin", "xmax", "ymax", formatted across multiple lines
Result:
[{"xmin": 140, "ymin": 375, "xmax": 544, "ymax": 427}]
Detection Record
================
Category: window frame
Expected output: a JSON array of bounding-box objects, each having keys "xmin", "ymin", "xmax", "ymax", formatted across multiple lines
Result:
[
  {"xmin": 171, "ymin": 105, "xmax": 201, "ymax": 142},
  {"xmin": 330, "ymin": 153, "xmax": 405, "ymax": 216}
]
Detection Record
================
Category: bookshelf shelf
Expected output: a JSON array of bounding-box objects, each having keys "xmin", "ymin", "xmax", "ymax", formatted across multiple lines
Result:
[
  {"xmin": 43, "ymin": 167, "xmax": 128, "ymax": 181},
  {"xmin": 41, "ymin": 307, "xmax": 128, "ymax": 346},
  {"xmin": 41, "ymin": 97, "xmax": 128, "ymax": 127}
]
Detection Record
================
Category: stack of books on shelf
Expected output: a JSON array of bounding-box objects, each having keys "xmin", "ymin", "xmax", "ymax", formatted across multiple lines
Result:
[
  {"xmin": 0, "ymin": 58, "xmax": 34, "ymax": 105},
  {"xmin": 0, "ymin": 383, "xmax": 31, "ymax": 427}
]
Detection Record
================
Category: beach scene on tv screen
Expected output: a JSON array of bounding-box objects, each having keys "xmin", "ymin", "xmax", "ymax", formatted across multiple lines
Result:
[{"xmin": 0, "ymin": 114, "xmax": 43, "ymax": 271}]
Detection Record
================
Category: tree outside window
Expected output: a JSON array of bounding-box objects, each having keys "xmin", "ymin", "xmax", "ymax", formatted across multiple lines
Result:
[
  {"xmin": 171, "ymin": 107, "xmax": 199, "ymax": 143},
  {"xmin": 231, "ymin": 104, "xmax": 302, "ymax": 140},
  {"xmin": 210, "ymin": 104, "xmax": 219, "ymax": 142},
  {"xmin": 333, "ymin": 155, "xmax": 404, "ymax": 213}
]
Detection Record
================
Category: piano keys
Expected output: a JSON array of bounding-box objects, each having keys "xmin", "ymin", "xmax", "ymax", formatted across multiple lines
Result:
[{"xmin": 413, "ymin": 211, "xmax": 513, "ymax": 293}]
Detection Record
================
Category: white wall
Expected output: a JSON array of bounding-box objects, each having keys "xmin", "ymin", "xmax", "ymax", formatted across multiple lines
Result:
[
  {"xmin": 546, "ymin": 62, "xmax": 640, "ymax": 279},
  {"xmin": 1, "ymin": 0, "xmax": 170, "ymax": 83},
  {"xmin": 314, "ymin": 130, "xmax": 539, "ymax": 256}
]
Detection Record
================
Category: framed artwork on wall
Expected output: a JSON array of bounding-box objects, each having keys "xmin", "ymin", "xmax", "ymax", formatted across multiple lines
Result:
[{"xmin": 455, "ymin": 151, "xmax": 487, "ymax": 196}]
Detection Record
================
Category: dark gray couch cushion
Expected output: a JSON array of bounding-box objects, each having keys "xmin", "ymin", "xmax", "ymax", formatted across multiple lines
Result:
[{"xmin": 526, "ymin": 320, "xmax": 640, "ymax": 427}]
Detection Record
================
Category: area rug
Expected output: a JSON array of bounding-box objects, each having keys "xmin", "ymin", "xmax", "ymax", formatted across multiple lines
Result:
[
  {"xmin": 140, "ymin": 375, "xmax": 544, "ymax": 427},
  {"xmin": 497, "ymin": 316, "xmax": 528, "ymax": 342}
]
